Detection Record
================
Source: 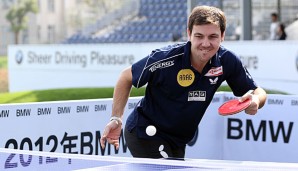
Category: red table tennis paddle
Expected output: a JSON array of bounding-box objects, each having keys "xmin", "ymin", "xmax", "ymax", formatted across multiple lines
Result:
[{"xmin": 218, "ymin": 98, "xmax": 252, "ymax": 116}]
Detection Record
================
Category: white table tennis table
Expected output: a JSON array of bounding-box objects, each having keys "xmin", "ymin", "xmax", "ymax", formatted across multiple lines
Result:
[{"xmin": 1, "ymin": 148, "xmax": 298, "ymax": 171}]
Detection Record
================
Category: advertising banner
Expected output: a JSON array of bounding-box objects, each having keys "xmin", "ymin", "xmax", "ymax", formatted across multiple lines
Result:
[
  {"xmin": 0, "ymin": 97, "xmax": 135, "ymax": 157},
  {"xmin": 1, "ymin": 92, "xmax": 298, "ymax": 163},
  {"xmin": 222, "ymin": 93, "xmax": 298, "ymax": 163},
  {"xmin": 222, "ymin": 41, "xmax": 298, "ymax": 95},
  {"xmin": 8, "ymin": 43, "xmax": 166, "ymax": 92},
  {"xmin": 0, "ymin": 93, "xmax": 223, "ymax": 159},
  {"xmin": 8, "ymin": 41, "xmax": 298, "ymax": 94}
]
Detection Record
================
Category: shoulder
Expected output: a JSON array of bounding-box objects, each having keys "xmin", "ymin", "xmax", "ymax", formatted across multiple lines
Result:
[
  {"xmin": 218, "ymin": 45, "xmax": 239, "ymax": 61},
  {"xmin": 132, "ymin": 42, "xmax": 186, "ymax": 72},
  {"xmin": 148, "ymin": 42, "xmax": 186, "ymax": 62},
  {"xmin": 217, "ymin": 45, "xmax": 243, "ymax": 69}
]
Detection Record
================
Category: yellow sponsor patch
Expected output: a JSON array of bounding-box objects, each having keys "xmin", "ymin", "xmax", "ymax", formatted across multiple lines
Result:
[{"xmin": 177, "ymin": 69, "xmax": 195, "ymax": 87}]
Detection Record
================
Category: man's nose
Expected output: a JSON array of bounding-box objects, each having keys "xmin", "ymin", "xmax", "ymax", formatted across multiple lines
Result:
[{"xmin": 202, "ymin": 38, "xmax": 211, "ymax": 47}]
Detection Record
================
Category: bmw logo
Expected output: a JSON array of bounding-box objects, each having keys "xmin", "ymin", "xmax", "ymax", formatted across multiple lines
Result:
[{"xmin": 15, "ymin": 50, "xmax": 23, "ymax": 64}]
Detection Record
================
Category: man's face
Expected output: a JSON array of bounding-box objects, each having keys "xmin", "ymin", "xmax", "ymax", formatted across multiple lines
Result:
[
  {"xmin": 188, "ymin": 24, "xmax": 224, "ymax": 63},
  {"xmin": 271, "ymin": 15, "xmax": 277, "ymax": 22}
]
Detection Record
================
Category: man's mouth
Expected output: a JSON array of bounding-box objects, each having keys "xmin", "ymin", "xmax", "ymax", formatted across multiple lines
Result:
[{"xmin": 201, "ymin": 49, "xmax": 211, "ymax": 54}]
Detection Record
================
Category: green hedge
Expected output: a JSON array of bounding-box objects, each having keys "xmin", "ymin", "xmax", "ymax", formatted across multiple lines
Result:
[
  {"xmin": 0, "ymin": 56, "xmax": 7, "ymax": 69},
  {"xmin": 0, "ymin": 86, "xmax": 287, "ymax": 104},
  {"xmin": 0, "ymin": 87, "xmax": 146, "ymax": 104}
]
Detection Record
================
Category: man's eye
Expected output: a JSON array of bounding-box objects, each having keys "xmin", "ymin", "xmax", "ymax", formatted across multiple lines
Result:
[{"xmin": 210, "ymin": 35, "xmax": 219, "ymax": 39}]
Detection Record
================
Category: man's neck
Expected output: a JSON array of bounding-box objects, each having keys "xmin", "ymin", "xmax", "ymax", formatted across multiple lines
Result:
[{"xmin": 190, "ymin": 56, "xmax": 208, "ymax": 73}]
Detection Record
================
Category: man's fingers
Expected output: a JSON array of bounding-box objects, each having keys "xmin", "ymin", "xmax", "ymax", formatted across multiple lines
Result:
[
  {"xmin": 100, "ymin": 130, "xmax": 108, "ymax": 149},
  {"xmin": 114, "ymin": 143, "xmax": 119, "ymax": 150},
  {"xmin": 100, "ymin": 126, "xmax": 110, "ymax": 149},
  {"xmin": 107, "ymin": 138, "xmax": 119, "ymax": 144},
  {"xmin": 100, "ymin": 136, "xmax": 106, "ymax": 149},
  {"xmin": 100, "ymin": 137, "xmax": 120, "ymax": 149},
  {"xmin": 107, "ymin": 139, "xmax": 120, "ymax": 149},
  {"xmin": 245, "ymin": 108, "xmax": 257, "ymax": 115},
  {"xmin": 239, "ymin": 90, "xmax": 254, "ymax": 102},
  {"xmin": 100, "ymin": 121, "xmax": 122, "ymax": 149},
  {"xmin": 101, "ymin": 138, "xmax": 120, "ymax": 150}
]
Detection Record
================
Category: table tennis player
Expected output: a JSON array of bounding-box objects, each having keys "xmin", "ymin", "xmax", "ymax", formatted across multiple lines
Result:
[{"xmin": 100, "ymin": 5, "xmax": 267, "ymax": 159}]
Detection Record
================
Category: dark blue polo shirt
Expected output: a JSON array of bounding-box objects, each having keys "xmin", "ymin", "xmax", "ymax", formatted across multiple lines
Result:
[{"xmin": 126, "ymin": 41, "xmax": 257, "ymax": 147}]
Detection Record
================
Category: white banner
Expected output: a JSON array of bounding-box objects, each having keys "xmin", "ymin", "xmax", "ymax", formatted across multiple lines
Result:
[
  {"xmin": 1, "ymin": 92, "xmax": 298, "ymax": 163},
  {"xmin": 222, "ymin": 41, "xmax": 298, "ymax": 95},
  {"xmin": 0, "ymin": 97, "xmax": 139, "ymax": 157},
  {"xmin": 8, "ymin": 41, "xmax": 298, "ymax": 94},
  {"xmin": 222, "ymin": 93, "xmax": 298, "ymax": 163},
  {"xmin": 8, "ymin": 43, "xmax": 167, "ymax": 92}
]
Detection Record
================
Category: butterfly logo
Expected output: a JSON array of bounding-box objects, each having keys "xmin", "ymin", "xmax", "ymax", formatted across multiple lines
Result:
[{"xmin": 209, "ymin": 77, "xmax": 218, "ymax": 84}]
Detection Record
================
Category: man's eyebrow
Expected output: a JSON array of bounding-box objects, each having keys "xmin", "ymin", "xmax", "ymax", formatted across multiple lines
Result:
[
  {"xmin": 209, "ymin": 33, "xmax": 220, "ymax": 36},
  {"xmin": 193, "ymin": 33, "xmax": 219, "ymax": 36},
  {"xmin": 193, "ymin": 33, "xmax": 203, "ymax": 35}
]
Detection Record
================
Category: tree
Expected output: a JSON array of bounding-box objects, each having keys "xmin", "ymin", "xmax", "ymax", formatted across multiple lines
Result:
[{"xmin": 5, "ymin": 0, "xmax": 38, "ymax": 44}]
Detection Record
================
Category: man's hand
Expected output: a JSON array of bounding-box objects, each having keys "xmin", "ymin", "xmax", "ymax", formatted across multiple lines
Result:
[
  {"xmin": 100, "ymin": 120, "xmax": 122, "ymax": 150},
  {"xmin": 239, "ymin": 90, "xmax": 259, "ymax": 115}
]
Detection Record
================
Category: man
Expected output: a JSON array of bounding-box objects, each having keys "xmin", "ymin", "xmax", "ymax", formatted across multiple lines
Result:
[
  {"xmin": 270, "ymin": 13, "xmax": 280, "ymax": 40},
  {"xmin": 100, "ymin": 5, "xmax": 267, "ymax": 159}
]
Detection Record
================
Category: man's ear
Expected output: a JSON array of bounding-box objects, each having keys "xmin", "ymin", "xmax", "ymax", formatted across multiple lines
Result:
[
  {"xmin": 187, "ymin": 29, "xmax": 191, "ymax": 41},
  {"xmin": 221, "ymin": 31, "xmax": 225, "ymax": 42}
]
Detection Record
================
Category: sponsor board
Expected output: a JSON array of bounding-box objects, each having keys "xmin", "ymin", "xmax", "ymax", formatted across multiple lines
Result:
[
  {"xmin": 1, "ymin": 93, "xmax": 298, "ymax": 163},
  {"xmin": 8, "ymin": 41, "xmax": 298, "ymax": 94}
]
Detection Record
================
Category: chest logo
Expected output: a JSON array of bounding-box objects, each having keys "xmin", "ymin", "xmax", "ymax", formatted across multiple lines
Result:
[
  {"xmin": 209, "ymin": 77, "xmax": 218, "ymax": 84},
  {"xmin": 149, "ymin": 60, "xmax": 174, "ymax": 72},
  {"xmin": 205, "ymin": 66, "xmax": 223, "ymax": 76},
  {"xmin": 177, "ymin": 69, "xmax": 195, "ymax": 87},
  {"xmin": 188, "ymin": 91, "xmax": 206, "ymax": 101}
]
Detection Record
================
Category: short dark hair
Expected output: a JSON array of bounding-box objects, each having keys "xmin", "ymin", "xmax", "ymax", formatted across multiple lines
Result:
[
  {"xmin": 279, "ymin": 23, "xmax": 285, "ymax": 31},
  {"xmin": 188, "ymin": 6, "xmax": 226, "ymax": 35},
  {"xmin": 271, "ymin": 13, "xmax": 278, "ymax": 18}
]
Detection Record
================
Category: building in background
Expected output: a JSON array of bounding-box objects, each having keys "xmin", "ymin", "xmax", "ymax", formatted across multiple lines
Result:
[
  {"xmin": 0, "ymin": 0, "xmax": 137, "ymax": 55},
  {"xmin": 0, "ymin": 0, "xmax": 298, "ymax": 55}
]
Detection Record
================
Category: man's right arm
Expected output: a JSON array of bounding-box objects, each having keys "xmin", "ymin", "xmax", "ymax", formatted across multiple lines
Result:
[
  {"xmin": 100, "ymin": 66, "xmax": 133, "ymax": 149},
  {"xmin": 111, "ymin": 66, "xmax": 133, "ymax": 119}
]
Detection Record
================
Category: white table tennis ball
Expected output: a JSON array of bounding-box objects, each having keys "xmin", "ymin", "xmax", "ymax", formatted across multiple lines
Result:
[{"xmin": 146, "ymin": 125, "xmax": 156, "ymax": 136}]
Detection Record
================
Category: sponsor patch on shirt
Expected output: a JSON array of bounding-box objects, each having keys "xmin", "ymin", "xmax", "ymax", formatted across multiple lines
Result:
[
  {"xmin": 188, "ymin": 91, "xmax": 206, "ymax": 101},
  {"xmin": 177, "ymin": 69, "xmax": 195, "ymax": 87},
  {"xmin": 204, "ymin": 66, "xmax": 223, "ymax": 76},
  {"xmin": 209, "ymin": 77, "xmax": 218, "ymax": 84},
  {"xmin": 149, "ymin": 60, "xmax": 174, "ymax": 72}
]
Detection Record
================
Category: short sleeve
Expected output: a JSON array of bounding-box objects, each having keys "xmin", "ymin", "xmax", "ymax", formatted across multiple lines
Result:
[
  {"xmin": 224, "ymin": 54, "xmax": 258, "ymax": 96},
  {"xmin": 131, "ymin": 55, "xmax": 152, "ymax": 88}
]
